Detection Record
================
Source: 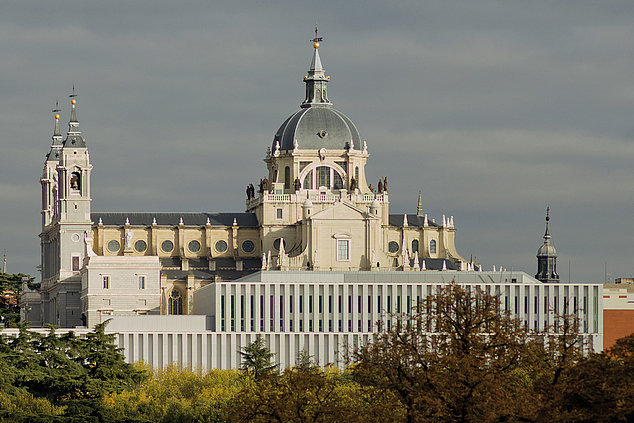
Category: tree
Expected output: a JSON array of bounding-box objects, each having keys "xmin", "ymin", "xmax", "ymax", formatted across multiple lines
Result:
[
  {"xmin": 239, "ymin": 335, "xmax": 277, "ymax": 380},
  {"xmin": 352, "ymin": 284, "xmax": 545, "ymax": 423}
]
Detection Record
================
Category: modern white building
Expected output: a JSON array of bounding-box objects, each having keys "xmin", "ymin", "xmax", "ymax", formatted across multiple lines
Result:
[{"xmin": 20, "ymin": 34, "xmax": 603, "ymax": 370}]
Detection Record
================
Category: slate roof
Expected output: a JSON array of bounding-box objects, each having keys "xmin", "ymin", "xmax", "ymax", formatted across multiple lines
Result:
[
  {"xmin": 273, "ymin": 106, "xmax": 362, "ymax": 151},
  {"xmin": 91, "ymin": 212, "xmax": 259, "ymax": 227},
  {"xmin": 389, "ymin": 214, "xmax": 440, "ymax": 228}
]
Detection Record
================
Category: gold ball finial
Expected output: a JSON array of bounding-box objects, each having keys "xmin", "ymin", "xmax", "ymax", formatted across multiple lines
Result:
[
  {"xmin": 313, "ymin": 42, "xmax": 320, "ymax": 49},
  {"xmin": 71, "ymin": 99, "xmax": 76, "ymax": 105},
  {"xmin": 55, "ymin": 114, "xmax": 60, "ymax": 119}
]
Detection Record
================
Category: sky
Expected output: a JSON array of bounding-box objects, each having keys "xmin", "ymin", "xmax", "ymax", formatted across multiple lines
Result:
[{"xmin": 1, "ymin": 0, "xmax": 633, "ymax": 283}]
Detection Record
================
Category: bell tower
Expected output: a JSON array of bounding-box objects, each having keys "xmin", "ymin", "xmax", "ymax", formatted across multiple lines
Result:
[
  {"xmin": 41, "ymin": 101, "xmax": 63, "ymax": 228},
  {"xmin": 56, "ymin": 95, "xmax": 92, "ymax": 224}
]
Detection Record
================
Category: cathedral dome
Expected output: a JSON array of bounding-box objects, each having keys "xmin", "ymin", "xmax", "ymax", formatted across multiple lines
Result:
[
  {"xmin": 272, "ymin": 37, "xmax": 361, "ymax": 152},
  {"xmin": 273, "ymin": 106, "xmax": 361, "ymax": 151}
]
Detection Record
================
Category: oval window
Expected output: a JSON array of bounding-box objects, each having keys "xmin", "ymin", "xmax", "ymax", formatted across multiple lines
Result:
[
  {"xmin": 215, "ymin": 240, "xmax": 228, "ymax": 253},
  {"xmin": 161, "ymin": 240, "xmax": 174, "ymax": 253},
  {"xmin": 134, "ymin": 240, "xmax": 147, "ymax": 252},
  {"xmin": 388, "ymin": 241, "xmax": 399, "ymax": 253},
  {"xmin": 188, "ymin": 240, "xmax": 201, "ymax": 252},
  {"xmin": 107, "ymin": 240, "xmax": 120, "ymax": 253},
  {"xmin": 273, "ymin": 238, "xmax": 286, "ymax": 251},
  {"xmin": 242, "ymin": 240, "xmax": 255, "ymax": 253}
]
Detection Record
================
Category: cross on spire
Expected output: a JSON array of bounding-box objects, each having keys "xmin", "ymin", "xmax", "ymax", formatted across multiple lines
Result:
[
  {"xmin": 52, "ymin": 98, "xmax": 60, "ymax": 114},
  {"xmin": 311, "ymin": 24, "xmax": 323, "ymax": 44},
  {"xmin": 69, "ymin": 83, "xmax": 77, "ymax": 98}
]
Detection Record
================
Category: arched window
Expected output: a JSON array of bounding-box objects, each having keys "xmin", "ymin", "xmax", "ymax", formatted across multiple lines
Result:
[
  {"xmin": 70, "ymin": 172, "xmax": 81, "ymax": 191},
  {"xmin": 168, "ymin": 289, "xmax": 183, "ymax": 315},
  {"xmin": 303, "ymin": 165, "xmax": 345, "ymax": 191},
  {"xmin": 284, "ymin": 166, "xmax": 290, "ymax": 189},
  {"xmin": 429, "ymin": 240, "xmax": 437, "ymax": 254},
  {"xmin": 411, "ymin": 239, "xmax": 419, "ymax": 254}
]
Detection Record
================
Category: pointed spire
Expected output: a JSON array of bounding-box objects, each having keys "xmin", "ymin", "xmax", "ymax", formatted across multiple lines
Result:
[
  {"xmin": 417, "ymin": 191, "xmax": 423, "ymax": 217},
  {"xmin": 543, "ymin": 206, "xmax": 551, "ymax": 244},
  {"xmin": 442, "ymin": 260, "xmax": 447, "ymax": 271},
  {"xmin": 423, "ymin": 214, "xmax": 428, "ymax": 227},
  {"xmin": 301, "ymin": 26, "xmax": 332, "ymax": 108},
  {"xmin": 403, "ymin": 214, "xmax": 408, "ymax": 227},
  {"xmin": 63, "ymin": 90, "xmax": 86, "ymax": 148},
  {"xmin": 47, "ymin": 100, "xmax": 64, "ymax": 161}
]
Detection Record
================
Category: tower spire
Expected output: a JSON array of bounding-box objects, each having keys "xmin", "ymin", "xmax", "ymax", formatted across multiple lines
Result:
[
  {"xmin": 302, "ymin": 27, "xmax": 331, "ymax": 108},
  {"xmin": 46, "ymin": 100, "xmax": 64, "ymax": 161},
  {"xmin": 417, "ymin": 191, "xmax": 423, "ymax": 217},
  {"xmin": 543, "ymin": 206, "xmax": 551, "ymax": 242},
  {"xmin": 63, "ymin": 89, "xmax": 86, "ymax": 148}
]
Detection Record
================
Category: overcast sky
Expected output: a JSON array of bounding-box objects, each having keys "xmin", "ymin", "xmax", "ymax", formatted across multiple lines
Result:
[{"xmin": 1, "ymin": 1, "xmax": 633, "ymax": 283}]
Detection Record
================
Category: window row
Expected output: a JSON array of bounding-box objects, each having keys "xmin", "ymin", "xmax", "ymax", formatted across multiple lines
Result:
[{"xmin": 103, "ymin": 239, "xmax": 256, "ymax": 254}]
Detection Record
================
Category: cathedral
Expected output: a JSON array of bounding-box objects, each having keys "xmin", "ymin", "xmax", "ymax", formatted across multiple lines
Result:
[
  {"xmin": 32, "ymin": 37, "xmax": 468, "ymax": 328},
  {"xmin": 22, "ymin": 35, "xmax": 601, "ymax": 370}
]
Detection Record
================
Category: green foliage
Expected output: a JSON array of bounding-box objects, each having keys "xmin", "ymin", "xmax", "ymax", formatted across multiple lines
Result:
[
  {"xmin": 0, "ymin": 321, "xmax": 147, "ymax": 421},
  {"xmin": 0, "ymin": 272, "xmax": 35, "ymax": 327},
  {"xmin": 239, "ymin": 335, "xmax": 277, "ymax": 380},
  {"xmin": 102, "ymin": 365, "xmax": 249, "ymax": 423}
]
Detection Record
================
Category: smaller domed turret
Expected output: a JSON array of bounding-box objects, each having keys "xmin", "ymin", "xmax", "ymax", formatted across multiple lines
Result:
[
  {"xmin": 536, "ymin": 207, "xmax": 559, "ymax": 283},
  {"xmin": 370, "ymin": 198, "xmax": 381, "ymax": 216}
]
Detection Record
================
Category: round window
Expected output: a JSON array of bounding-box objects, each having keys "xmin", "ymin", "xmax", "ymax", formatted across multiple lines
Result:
[
  {"xmin": 107, "ymin": 240, "xmax": 120, "ymax": 253},
  {"xmin": 273, "ymin": 238, "xmax": 285, "ymax": 251},
  {"xmin": 215, "ymin": 240, "xmax": 228, "ymax": 253},
  {"xmin": 188, "ymin": 240, "xmax": 201, "ymax": 252},
  {"xmin": 242, "ymin": 240, "xmax": 255, "ymax": 253},
  {"xmin": 161, "ymin": 240, "xmax": 174, "ymax": 253},
  {"xmin": 388, "ymin": 241, "xmax": 399, "ymax": 253},
  {"xmin": 134, "ymin": 239, "xmax": 147, "ymax": 252}
]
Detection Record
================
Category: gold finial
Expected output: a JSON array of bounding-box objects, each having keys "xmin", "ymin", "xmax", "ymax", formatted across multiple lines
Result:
[
  {"xmin": 55, "ymin": 114, "xmax": 60, "ymax": 119},
  {"xmin": 71, "ymin": 99, "xmax": 76, "ymax": 105},
  {"xmin": 313, "ymin": 42, "xmax": 320, "ymax": 49}
]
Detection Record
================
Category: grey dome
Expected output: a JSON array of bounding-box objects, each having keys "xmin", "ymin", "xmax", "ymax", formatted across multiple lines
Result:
[
  {"xmin": 273, "ymin": 106, "xmax": 361, "ymax": 151},
  {"xmin": 537, "ymin": 243, "xmax": 557, "ymax": 256}
]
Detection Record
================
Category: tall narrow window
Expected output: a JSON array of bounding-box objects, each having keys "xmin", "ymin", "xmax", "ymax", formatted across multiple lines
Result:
[
  {"xmin": 337, "ymin": 239, "xmax": 350, "ymax": 261},
  {"xmin": 355, "ymin": 167, "xmax": 359, "ymax": 183},
  {"xmin": 411, "ymin": 239, "xmax": 419, "ymax": 254},
  {"xmin": 102, "ymin": 275, "xmax": 110, "ymax": 289},
  {"xmin": 429, "ymin": 240, "xmax": 437, "ymax": 254},
  {"xmin": 284, "ymin": 166, "xmax": 290, "ymax": 189},
  {"xmin": 72, "ymin": 255, "xmax": 80, "ymax": 272},
  {"xmin": 138, "ymin": 275, "xmax": 146, "ymax": 289}
]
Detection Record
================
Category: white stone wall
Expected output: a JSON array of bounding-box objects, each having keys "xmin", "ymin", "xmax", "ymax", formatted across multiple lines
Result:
[{"xmin": 81, "ymin": 256, "xmax": 161, "ymax": 326}]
